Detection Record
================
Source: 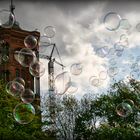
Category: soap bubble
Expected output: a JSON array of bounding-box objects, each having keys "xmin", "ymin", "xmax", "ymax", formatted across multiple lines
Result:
[
  {"xmin": 29, "ymin": 61, "xmax": 45, "ymax": 77},
  {"xmin": 6, "ymin": 81, "xmax": 14, "ymax": 94},
  {"xmin": 6, "ymin": 81, "xmax": 25, "ymax": 97},
  {"xmin": 70, "ymin": 63, "xmax": 83, "ymax": 75},
  {"xmin": 2, "ymin": 55, "xmax": 9, "ymax": 62},
  {"xmin": 13, "ymin": 103, "xmax": 35, "ymax": 124},
  {"xmin": 24, "ymin": 35, "xmax": 37, "ymax": 49},
  {"xmin": 114, "ymin": 42, "xmax": 124, "ymax": 51},
  {"xmin": 108, "ymin": 67, "xmax": 118, "ymax": 77},
  {"xmin": 96, "ymin": 46, "xmax": 109, "ymax": 58},
  {"xmin": 89, "ymin": 76, "xmax": 101, "ymax": 87},
  {"xmin": 136, "ymin": 23, "xmax": 140, "ymax": 32},
  {"xmin": 44, "ymin": 26, "xmax": 56, "ymax": 38},
  {"xmin": 116, "ymin": 102, "xmax": 133, "ymax": 117},
  {"xmin": 21, "ymin": 89, "xmax": 35, "ymax": 103},
  {"xmin": 55, "ymin": 71, "xmax": 71, "ymax": 95},
  {"xmin": 0, "ymin": 9, "xmax": 15, "ymax": 28},
  {"xmin": 66, "ymin": 81, "xmax": 78, "ymax": 94},
  {"xmin": 18, "ymin": 48, "xmax": 36, "ymax": 67},
  {"xmin": 119, "ymin": 19, "xmax": 131, "ymax": 30},
  {"xmin": 13, "ymin": 77, "xmax": 25, "ymax": 87},
  {"xmin": 104, "ymin": 12, "xmax": 121, "ymax": 31},
  {"xmin": 120, "ymin": 34, "xmax": 128, "ymax": 42},
  {"xmin": 116, "ymin": 50, "xmax": 123, "ymax": 57},
  {"xmin": 99, "ymin": 71, "xmax": 107, "ymax": 80},
  {"xmin": 123, "ymin": 99, "xmax": 134, "ymax": 108}
]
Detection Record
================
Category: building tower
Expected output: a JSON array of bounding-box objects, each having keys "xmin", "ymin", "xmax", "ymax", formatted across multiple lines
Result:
[{"xmin": 0, "ymin": 1, "xmax": 40, "ymax": 106}]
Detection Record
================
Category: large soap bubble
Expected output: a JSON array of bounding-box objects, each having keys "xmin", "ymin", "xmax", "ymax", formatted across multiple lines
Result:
[
  {"xmin": 13, "ymin": 103, "xmax": 35, "ymax": 124},
  {"xmin": 0, "ymin": 9, "xmax": 15, "ymax": 28},
  {"xmin": 17, "ymin": 48, "xmax": 36, "ymax": 67},
  {"xmin": 29, "ymin": 60, "xmax": 45, "ymax": 77},
  {"xmin": 44, "ymin": 26, "xmax": 56, "ymax": 38},
  {"xmin": 116, "ymin": 102, "xmax": 133, "ymax": 117},
  {"xmin": 21, "ymin": 89, "xmax": 35, "ymax": 103},
  {"xmin": 104, "ymin": 12, "xmax": 121, "ymax": 31},
  {"xmin": 6, "ymin": 81, "xmax": 25, "ymax": 97},
  {"xmin": 70, "ymin": 63, "xmax": 83, "ymax": 75},
  {"xmin": 55, "ymin": 71, "xmax": 71, "ymax": 95},
  {"xmin": 24, "ymin": 35, "xmax": 37, "ymax": 49}
]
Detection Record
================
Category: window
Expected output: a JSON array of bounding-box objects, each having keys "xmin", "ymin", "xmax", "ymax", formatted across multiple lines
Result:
[
  {"xmin": 0, "ymin": 70, "xmax": 9, "ymax": 82},
  {"xmin": 16, "ymin": 68, "xmax": 20, "ymax": 77},
  {"xmin": 0, "ymin": 41, "xmax": 10, "ymax": 63}
]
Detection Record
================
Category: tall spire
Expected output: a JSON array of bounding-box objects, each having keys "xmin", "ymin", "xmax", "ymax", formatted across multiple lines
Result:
[
  {"xmin": 10, "ymin": 0, "xmax": 15, "ymax": 15},
  {"xmin": 9, "ymin": 0, "xmax": 20, "ymax": 29}
]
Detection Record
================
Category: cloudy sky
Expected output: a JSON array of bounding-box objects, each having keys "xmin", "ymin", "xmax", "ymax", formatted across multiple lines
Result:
[{"xmin": 0, "ymin": 0, "xmax": 140, "ymax": 99}]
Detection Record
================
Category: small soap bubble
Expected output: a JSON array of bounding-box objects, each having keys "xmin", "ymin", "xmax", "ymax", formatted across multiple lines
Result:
[
  {"xmin": 96, "ymin": 46, "xmax": 109, "ymax": 58},
  {"xmin": 29, "ymin": 61, "xmax": 45, "ymax": 77},
  {"xmin": 18, "ymin": 48, "xmax": 36, "ymax": 67},
  {"xmin": 116, "ymin": 102, "xmax": 133, "ymax": 117},
  {"xmin": 24, "ymin": 35, "xmax": 37, "ymax": 49},
  {"xmin": 13, "ymin": 77, "xmax": 25, "ymax": 87},
  {"xmin": 21, "ymin": 89, "xmax": 35, "ymax": 103},
  {"xmin": 6, "ymin": 81, "xmax": 25, "ymax": 97},
  {"xmin": 99, "ymin": 71, "xmax": 107, "ymax": 80},
  {"xmin": 103, "ymin": 12, "xmax": 121, "ymax": 31},
  {"xmin": 89, "ymin": 76, "xmax": 101, "ymax": 87},
  {"xmin": 70, "ymin": 63, "xmax": 83, "ymax": 75},
  {"xmin": 44, "ymin": 26, "xmax": 56, "ymax": 38},
  {"xmin": 108, "ymin": 67, "xmax": 118, "ymax": 77}
]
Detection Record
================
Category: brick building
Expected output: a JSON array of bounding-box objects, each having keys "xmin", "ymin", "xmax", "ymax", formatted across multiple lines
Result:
[{"xmin": 0, "ymin": 21, "xmax": 40, "ymax": 106}]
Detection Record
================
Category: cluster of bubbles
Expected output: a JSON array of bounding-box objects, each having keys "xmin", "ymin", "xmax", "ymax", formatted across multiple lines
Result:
[
  {"xmin": 6, "ymin": 77, "xmax": 36, "ymax": 124},
  {"xmin": 16, "ymin": 36, "xmax": 46, "ymax": 78},
  {"xmin": 0, "ymin": 8, "xmax": 57, "ymax": 124},
  {"xmin": 116, "ymin": 99, "xmax": 134, "ymax": 117},
  {"xmin": 91, "ymin": 11, "xmax": 140, "ymax": 88}
]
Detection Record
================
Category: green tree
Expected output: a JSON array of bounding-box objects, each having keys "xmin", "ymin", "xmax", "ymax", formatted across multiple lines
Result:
[
  {"xmin": 0, "ymin": 80, "xmax": 52, "ymax": 140},
  {"xmin": 75, "ymin": 78, "xmax": 140, "ymax": 140}
]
